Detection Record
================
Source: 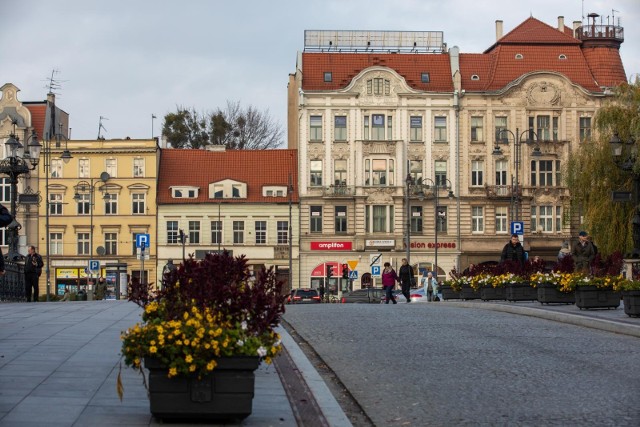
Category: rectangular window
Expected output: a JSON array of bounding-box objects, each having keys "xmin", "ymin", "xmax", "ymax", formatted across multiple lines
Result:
[
  {"xmin": 167, "ymin": 221, "xmax": 179, "ymax": 244},
  {"xmin": 334, "ymin": 116, "xmax": 347, "ymax": 141},
  {"xmin": 495, "ymin": 117, "xmax": 508, "ymax": 143},
  {"xmin": 579, "ymin": 117, "xmax": 592, "ymax": 142},
  {"xmin": 77, "ymin": 232, "xmax": 90, "ymax": 255},
  {"xmin": 472, "ymin": 206, "xmax": 484, "ymax": 233},
  {"xmin": 436, "ymin": 206, "xmax": 448, "ymax": 233},
  {"xmin": 49, "ymin": 193, "xmax": 63, "ymax": 215},
  {"xmin": 471, "ymin": 117, "xmax": 483, "ymax": 142},
  {"xmin": 50, "ymin": 232, "xmax": 63, "ymax": 255},
  {"xmin": 410, "ymin": 160, "xmax": 423, "ymax": 184},
  {"xmin": 364, "ymin": 116, "xmax": 369, "ymax": 140},
  {"xmin": 435, "ymin": 161, "xmax": 447, "ymax": 186},
  {"xmin": 335, "ymin": 206, "xmax": 347, "ymax": 233},
  {"xmin": 211, "ymin": 221, "xmax": 222, "ymax": 245},
  {"xmin": 310, "ymin": 160, "xmax": 323, "ymax": 187},
  {"xmin": 471, "ymin": 160, "xmax": 484, "ymax": 186},
  {"xmin": 387, "ymin": 116, "xmax": 393, "ymax": 141},
  {"xmin": 0, "ymin": 229, "xmax": 6, "ymax": 246},
  {"xmin": 79, "ymin": 159, "xmax": 89, "ymax": 178},
  {"xmin": 536, "ymin": 115, "xmax": 550, "ymax": 141},
  {"xmin": 365, "ymin": 205, "xmax": 394, "ymax": 233},
  {"xmin": 495, "ymin": 160, "xmax": 508, "ymax": 186},
  {"xmin": 105, "ymin": 194, "xmax": 118, "ymax": 215},
  {"xmin": 372, "ymin": 114, "xmax": 385, "ymax": 140},
  {"xmin": 334, "ymin": 159, "xmax": 347, "ymax": 186},
  {"xmin": 410, "ymin": 205, "xmax": 423, "ymax": 233},
  {"xmin": 132, "ymin": 193, "xmax": 145, "ymax": 214},
  {"xmin": 310, "ymin": 206, "xmax": 322, "ymax": 233},
  {"xmin": 105, "ymin": 232, "xmax": 117, "ymax": 255},
  {"xmin": 324, "ymin": 72, "xmax": 332, "ymax": 82},
  {"xmin": 434, "ymin": 116, "xmax": 447, "ymax": 142},
  {"xmin": 106, "ymin": 158, "xmax": 117, "ymax": 178},
  {"xmin": 365, "ymin": 159, "xmax": 394, "ymax": 186},
  {"xmin": 255, "ymin": 221, "xmax": 267, "ymax": 245},
  {"xmin": 421, "ymin": 73, "xmax": 430, "ymax": 83},
  {"xmin": 310, "ymin": 116, "xmax": 322, "ymax": 141},
  {"xmin": 51, "ymin": 159, "xmax": 62, "ymax": 178},
  {"xmin": 189, "ymin": 221, "xmax": 200, "ymax": 244},
  {"xmin": 133, "ymin": 158, "xmax": 145, "ymax": 177},
  {"xmin": 556, "ymin": 206, "xmax": 562, "ymax": 232},
  {"xmin": 552, "ymin": 117, "xmax": 559, "ymax": 141},
  {"xmin": 233, "ymin": 221, "xmax": 244, "ymax": 244},
  {"xmin": 277, "ymin": 221, "xmax": 288, "ymax": 244},
  {"xmin": 0, "ymin": 178, "xmax": 10, "ymax": 202},
  {"xmin": 495, "ymin": 206, "xmax": 508, "ymax": 233},
  {"xmin": 410, "ymin": 116, "xmax": 423, "ymax": 141},
  {"xmin": 537, "ymin": 206, "xmax": 554, "ymax": 232},
  {"xmin": 77, "ymin": 193, "xmax": 90, "ymax": 215},
  {"xmin": 531, "ymin": 160, "xmax": 558, "ymax": 187}
]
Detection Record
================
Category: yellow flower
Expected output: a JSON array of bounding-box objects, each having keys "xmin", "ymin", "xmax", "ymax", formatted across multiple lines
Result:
[
  {"xmin": 264, "ymin": 356, "xmax": 272, "ymax": 364},
  {"xmin": 176, "ymin": 340, "xmax": 183, "ymax": 346},
  {"xmin": 184, "ymin": 339, "xmax": 190, "ymax": 346},
  {"xmin": 204, "ymin": 343, "xmax": 211, "ymax": 349},
  {"xmin": 185, "ymin": 354, "xmax": 193, "ymax": 363},
  {"xmin": 133, "ymin": 357, "xmax": 141, "ymax": 367},
  {"xmin": 189, "ymin": 364, "xmax": 196, "ymax": 372},
  {"xmin": 206, "ymin": 361, "xmax": 216, "ymax": 371},
  {"xmin": 149, "ymin": 346, "xmax": 157, "ymax": 354},
  {"xmin": 156, "ymin": 326, "xmax": 164, "ymax": 334},
  {"xmin": 150, "ymin": 340, "xmax": 156, "ymax": 346},
  {"xmin": 168, "ymin": 367, "xmax": 177, "ymax": 377},
  {"xmin": 183, "ymin": 311, "xmax": 189, "ymax": 320}
]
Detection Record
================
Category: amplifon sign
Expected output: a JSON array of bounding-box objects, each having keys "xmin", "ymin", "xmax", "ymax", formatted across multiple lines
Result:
[{"xmin": 310, "ymin": 241, "xmax": 353, "ymax": 251}]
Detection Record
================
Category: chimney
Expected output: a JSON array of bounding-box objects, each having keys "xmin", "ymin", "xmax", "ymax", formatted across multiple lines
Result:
[
  {"xmin": 496, "ymin": 20, "xmax": 503, "ymax": 41},
  {"xmin": 47, "ymin": 92, "xmax": 55, "ymax": 104},
  {"xmin": 558, "ymin": 16, "xmax": 565, "ymax": 32},
  {"xmin": 573, "ymin": 20, "xmax": 581, "ymax": 37}
]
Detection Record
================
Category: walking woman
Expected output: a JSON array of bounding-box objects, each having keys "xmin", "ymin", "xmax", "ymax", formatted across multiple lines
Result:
[{"xmin": 382, "ymin": 262, "xmax": 398, "ymax": 304}]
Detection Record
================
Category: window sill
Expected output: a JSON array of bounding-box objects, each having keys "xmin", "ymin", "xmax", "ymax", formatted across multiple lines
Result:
[
  {"xmin": 309, "ymin": 140, "xmax": 324, "ymax": 144},
  {"xmin": 433, "ymin": 140, "xmax": 448, "ymax": 144}
]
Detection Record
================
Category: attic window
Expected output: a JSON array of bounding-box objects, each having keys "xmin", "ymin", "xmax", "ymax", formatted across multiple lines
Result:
[
  {"xmin": 421, "ymin": 73, "xmax": 430, "ymax": 83},
  {"xmin": 515, "ymin": 53, "xmax": 524, "ymax": 60},
  {"xmin": 471, "ymin": 74, "xmax": 480, "ymax": 81},
  {"xmin": 263, "ymin": 186, "xmax": 288, "ymax": 197},
  {"xmin": 558, "ymin": 54, "xmax": 567, "ymax": 60},
  {"xmin": 171, "ymin": 186, "xmax": 199, "ymax": 199},
  {"xmin": 324, "ymin": 72, "xmax": 332, "ymax": 82}
]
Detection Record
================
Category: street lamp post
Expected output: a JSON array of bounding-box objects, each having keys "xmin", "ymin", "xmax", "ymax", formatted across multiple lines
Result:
[
  {"xmin": 492, "ymin": 128, "xmax": 541, "ymax": 221},
  {"xmin": 405, "ymin": 173, "xmax": 413, "ymax": 266},
  {"xmin": 0, "ymin": 127, "xmax": 42, "ymax": 263},
  {"xmin": 73, "ymin": 172, "xmax": 110, "ymax": 294},
  {"xmin": 42, "ymin": 128, "xmax": 72, "ymax": 301}
]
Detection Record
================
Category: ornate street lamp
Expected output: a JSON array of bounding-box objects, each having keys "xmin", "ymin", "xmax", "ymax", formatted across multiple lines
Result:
[{"xmin": 610, "ymin": 133, "xmax": 640, "ymax": 256}]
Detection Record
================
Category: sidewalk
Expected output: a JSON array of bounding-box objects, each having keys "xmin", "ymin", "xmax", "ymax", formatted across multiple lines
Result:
[{"xmin": 0, "ymin": 301, "xmax": 350, "ymax": 427}]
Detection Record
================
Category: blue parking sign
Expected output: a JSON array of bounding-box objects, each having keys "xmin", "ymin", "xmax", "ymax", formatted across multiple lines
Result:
[
  {"xmin": 510, "ymin": 221, "xmax": 524, "ymax": 235},
  {"xmin": 89, "ymin": 260, "xmax": 100, "ymax": 272},
  {"xmin": 136, "ymin": 233, "xmax": 150, "ymax": 248},
  {"xmin": 371, "ymin": 265, "xmax": 381, "ymax": 276}
]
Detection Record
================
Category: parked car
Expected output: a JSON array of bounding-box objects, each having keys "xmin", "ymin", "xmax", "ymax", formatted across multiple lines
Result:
[
  {"xmin": 289, "ymin": 288, "xmax": 321, "ymax": 304},
  {"xmin": 341, "ymin": 288, "xmax": 385, "ymax": 303}
]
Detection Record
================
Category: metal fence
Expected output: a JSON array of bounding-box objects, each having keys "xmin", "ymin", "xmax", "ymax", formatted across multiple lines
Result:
[{"xmin": 0, "ymin": 261, "xmax": 25, "ymax": 302}]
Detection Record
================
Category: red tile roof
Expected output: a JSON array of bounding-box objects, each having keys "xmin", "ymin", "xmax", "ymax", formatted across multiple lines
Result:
[
  {"xmin": 489, "ymin": 17, "xmax": 581, "ymax": 48},
  {"xmin": 158, "ymin": 149, "xmax": 298, "ymax": 205},
  {"xmin": 24, "ymin": 104, "xmax": 46, "ymax": 138},
  {"xmin": 581, "ymin": 46, "xmax": 627, "ymax": 88},
  {"xmin": 302, "ymin": 52, "xmax": 453, "ymax": 92}
]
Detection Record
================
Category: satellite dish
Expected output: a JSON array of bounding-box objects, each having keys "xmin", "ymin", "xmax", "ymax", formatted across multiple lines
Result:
[
  {"xmin": 100, "ymin": 172, "xmax": 110, "ymax": 182},
  {"xmin": 96, "ymin": 246, "xmax": 106, "ymax": 256}
]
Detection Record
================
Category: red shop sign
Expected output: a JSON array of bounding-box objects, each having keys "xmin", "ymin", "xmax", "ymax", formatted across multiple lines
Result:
[{"xmin": 310, "ymin": 241, "xmax": 353, "ymax": 251}]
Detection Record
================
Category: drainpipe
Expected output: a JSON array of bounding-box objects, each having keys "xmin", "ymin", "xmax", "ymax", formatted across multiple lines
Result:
[{"xmin": 450, "ymin": 45, "xmax": 462, "ymax": 272}]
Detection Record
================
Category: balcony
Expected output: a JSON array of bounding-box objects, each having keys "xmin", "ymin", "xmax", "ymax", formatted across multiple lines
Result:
[
  {"xmin": 323, "ymin": 184, "xmax": 355, "ymax": 197},
  {"xmin": 485, "ymin": 185, "xmax": 516, "ymax": 199},
  {"xmin": 576, "ymin": 24, "xmax": 623, "ymax": 43}
]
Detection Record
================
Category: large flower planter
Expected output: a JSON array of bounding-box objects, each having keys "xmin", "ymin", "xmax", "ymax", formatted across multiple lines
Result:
[
  {"xmin": 145, "ymin": 356, "xmax": 260, "ymax": 421},
  {"xmin": 537, "ymin": 282, "xmax": 575, "ymax": 305},
  {"xmin": 460, "ymin": 285, "xmax": 481, "ymax": 300},
  {"xmin": 481, "ymin": 285, "xmax": 506, "ymax": 301},
  {"xmin": 622, "ymin": 290, "xmax": 640, "ymax": 317},
  {"xmin": 575, "ymin": 286, "xmax": 621, "ymax": 310},
  {"xmin": 505, "ymin": 282, "xmax": 537, "ymax": 302},
  {"xmin": 440, "ymin": 285, "xmax": 461, "ymax": 300}
]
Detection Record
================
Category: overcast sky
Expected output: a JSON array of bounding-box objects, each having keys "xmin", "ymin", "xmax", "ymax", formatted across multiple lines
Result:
[{"xmin": 2, "ymin": 0, "xmax": 638, "ymax": 143}]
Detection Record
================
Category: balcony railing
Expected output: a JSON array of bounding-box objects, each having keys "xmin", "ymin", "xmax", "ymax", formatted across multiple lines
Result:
[
  {"xmin": 323, "ymin": 184, "xmax": 355, "ymax": 197},
  {"xmin": 576, "ymin": 24, "xmax": 624, "ymax": 42},
  {"xmin": 485, "ymin": 185, "xmax": 516, "ymax": 199}
]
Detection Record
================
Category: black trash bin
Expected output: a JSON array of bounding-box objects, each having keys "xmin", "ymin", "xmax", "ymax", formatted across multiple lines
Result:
[{"xmin": 77, "ymin": 290, "xmax": 87, "ymax": 301}]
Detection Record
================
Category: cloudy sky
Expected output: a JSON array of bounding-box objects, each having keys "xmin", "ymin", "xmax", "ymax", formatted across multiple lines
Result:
[{"xmin": 2, "ymin": 0, "xmax": 638, "ymax": 143}]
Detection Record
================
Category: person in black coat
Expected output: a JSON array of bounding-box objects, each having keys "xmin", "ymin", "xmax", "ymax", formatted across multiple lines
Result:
[
  {"xmin": 501, "ymin": 234, "xmax": 525, "ymax": 267},
  {"xmin": 24, "ymin": 245, "xmax": 44, "ymax": 302},
  {"xmin": 398, "ymin": 258, "xmax": 415, "ymax": 303}
]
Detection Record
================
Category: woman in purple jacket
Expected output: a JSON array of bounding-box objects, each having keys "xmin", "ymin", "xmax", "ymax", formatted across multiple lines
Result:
[{"xmin": 381, "ymin": 262, "xmax": 398, "ymax": 304}]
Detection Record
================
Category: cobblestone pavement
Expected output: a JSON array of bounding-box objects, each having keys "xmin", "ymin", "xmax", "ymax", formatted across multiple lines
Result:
[{"xmin": 283, "ymin": 303, "xmax": 640, "ymax": 427}]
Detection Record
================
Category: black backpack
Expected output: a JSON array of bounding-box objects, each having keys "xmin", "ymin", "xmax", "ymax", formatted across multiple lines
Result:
[{"xmin": 0, "ymin": 204, "xmax": 12, "ymax": 228}]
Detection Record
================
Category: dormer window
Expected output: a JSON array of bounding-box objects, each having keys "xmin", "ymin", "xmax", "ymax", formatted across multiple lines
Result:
[
  {"xmin": 421, "ymin": 73, "xmax": 430, "ymax": 83},
  {"xmin": 558, "ymin": 54, "xmax": 567, "ymax": 60},
  {"xmin": 324, "ymin": 72, "xmax": 332, "ymax": 82},
  {"xmin": 209, "ymin": 180, "xmax": 247, "ymax": 199},
  {"xmin": 471, "ymin": 74, "xmax": 480, "ymax": 81},
  {"xmin": 171, "ymin": 186, "xmax": 199, "ymax": 199},
  {"xmin": 263, "ymin": 186, "xmax": 288, "ymax": 197},
  {"xmin": 515, "ymin": 53, "xmax": 524, "ymax": 60}
]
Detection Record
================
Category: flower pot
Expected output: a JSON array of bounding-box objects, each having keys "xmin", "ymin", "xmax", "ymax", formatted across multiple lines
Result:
[
  {"xmin": 440, "ymin": 285, "xmax": 461, "ymax": 300},
  {"xmin": 537, "ymin": 282, "xmax": 575, "ymax": 305},
  {"xmin": 481, "ymin": 285, "xmax": 506, "ymax": 301},
  {"xmin": 460, "ymin": 285, "xmax": 481, "ymax": 300},
  {"xmin": 575, "ymin": 286, "xmax": 621, "ymax": 310},
  {"xmin": 622, "ymin": 290, "xmax": 640, "ymax": 317},
  {"xmin": 145, "ymin": 356, "xmax": 260, "ymax": 421},
  {"xmin": 505, "ymin": 282, "xmax": 537, "ymax": 302}
]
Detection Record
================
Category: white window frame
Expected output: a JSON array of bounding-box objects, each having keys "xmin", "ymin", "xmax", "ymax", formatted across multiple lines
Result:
[
  {"xmin": 167, "ymin": 220, "xmax": 179, "ymax": 244},
  {"xmin": 49, "ymin": 193, "xmax": 63, "ymax": 215},
  {"xmin": 495, "ymin": 206, "xmax": 508, "ymax": 234},
  {"xmin": 471, "ymin": 117, "xmax": 484, "ymax": 142},
  {"xmin": 471, "ymin": 160, "xmax": 484, "ymax": 186},
  {"xmin": 365, "ymin": 158, "xmax": 395, "ymax": 186},
  {"xmin": 472, "ymin": 206, "xmax": 484, "ymax": 233},
  {"xmin": 105, "ymin": 193, "xmax": 118, "ymax": 215},
  {"xmin": 77, "ymin": 232, "xmax": 90, "ymax": 255},
  {"xmin": 310, "ymin": 115, "xmax": 323, "ymax": 141},
  {"xmin": 132, "ymin": 193, "xmax": 146, "ymax": 215},
  {"xmin": 50, "ymin": 232, "xmax": 63, "ymax": 255},
  {"xmin": 79, "ymin": 158, "xmax": 90, "ymax": 178},
  {"xmin": 310, "ymin": 160, "xmax": 323, "ymax": 187},
  {"xmin": 105, "ymin": 232, "xmax": 118, "ymax": 255},
  {"xmin": 277, "ymin": 220, "xmax": 288, "ymax": 244},
  {"xmin": 233, "ymin": 221, "xmax": 244, "ymax": 244},
  {"xmin": 410, "ymin": 116, "xmax": 423, "ymax": 141},
  {"xmin": 133, "ymin": 157, "xmax": 145, "ymax": 178},
  {"xmin": 434, "ymin": 116, "xmax": 447, "ymax": 142},
  {"xmin": 334, "ymin": 116, "xmax": 347, "ymax": 141},
  {"xmin": 365, "ymin": 205, "xmax": 394, "ymax": 233},
  {"xmin": 106, "ymin": 158, "xmax": 117, "ymax": 178},
  {"xmin": 211, "ymin": 220, "xmax": 222, "ymax": 245},
  {"xmin": 255, "ymin": 220, "xmax": 267, "ymax": 245},
  {"xmin": 188, "ymin": 220, "xmax": 201, "ymax": 244},
  {"xmin": 51, "ymin": 159, "xmax": 63, "ymax": 178}
]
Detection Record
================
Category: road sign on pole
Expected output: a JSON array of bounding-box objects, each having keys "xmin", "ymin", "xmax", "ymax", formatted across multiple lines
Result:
[
  {"xmin": 135, "ymin": 234, "xmax": 150, "ymax": 248},
  {"xmin": 510, "ymin": 221, "xmax": 524, "ymax": 235},
  {"xmin": 371, "ymin": 265, "xmax": 381, "ymax": 277},
  {"xmin": 88, "ymin": 260, "xmax": 100, "ymax": 273},
  {"xmin": 370, "ymin": 253, "xmax": 382, "ymax": 267}
]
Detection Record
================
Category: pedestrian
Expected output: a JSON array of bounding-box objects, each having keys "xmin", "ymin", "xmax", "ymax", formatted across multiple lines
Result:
[
  {"xmin": 558, "ymin": 241, "xmax": 571, "ymax": 261},
  {"xmin": 398, "ymin": 258, "xmax": 415, "ymax": 303},
  {"xmin": 422, "ymin": 271, "xmax": 436, "ymax": 301},
  {"xmin": 572, "ymin": 231, "xmax": 595, "ymax": 273},
  {"xmin": 94, "ymin": 277, "xmax": 107, "ymax": 300},
  {"xmin": 500, "ymin": 234, "xmax": 525, "ymax": 267},
  {"xmin": 24, "ymin": 245, "xmax": 43, "ymax": 302},
  {"xmin": 381, "ymin": 262, "xmax": 398, "ymax": 304}
]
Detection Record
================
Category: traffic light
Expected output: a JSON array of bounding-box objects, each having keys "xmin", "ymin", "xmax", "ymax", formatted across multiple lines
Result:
[
  {"xmin": 342, "ymin": 263, "xmax": 349, "ymax": 279},
  {"xmin": 326, "ymin": 264, "xmax": 334, "ymax": 278}
]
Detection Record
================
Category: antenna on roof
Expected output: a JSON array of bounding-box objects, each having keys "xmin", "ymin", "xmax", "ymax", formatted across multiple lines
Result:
[
  {"xmin": 98, "ymin": 116, "xmax": 108, "ymax": 140},
  {"xmin": 44, "ymin": 69, "xmax": 66, "ymax": 95}
]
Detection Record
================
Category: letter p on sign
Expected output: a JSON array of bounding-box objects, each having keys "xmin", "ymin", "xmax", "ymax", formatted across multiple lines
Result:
[{"xmin": 510, "ymin": 221, "xmax": 524, "ymax": 235}]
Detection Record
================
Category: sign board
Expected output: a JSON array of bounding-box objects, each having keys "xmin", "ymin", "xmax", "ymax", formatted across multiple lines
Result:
[
  {"xmin": 365, "ymin": 239, "xmax": 394, "ymax": 247},
  {"xmin": 89, "ymin": 260, "xmax": 100, "ymax": 272},
  {"xmin": 135, "ymin": 233, "xmax": 150, "ymax": 248},
  {"xmin": 369, "ymin": 253, "xmax": 382, "ymax": 267},
  {"xmin": 371, "ymin": 265, "xmax": 381, "ymax": 277},
  {"xmin": 347, "ymin": 260, "xmax": 359, "ymax": 270},
  {"xmin": 136, "ymin": 253, "xmax": 150, "ymax": 260},
  {"xmin": 349, "ymin": 270, "xmax": 358, "ymax": 279},
  {"xmin": 510, "ymin": 221, "xmax": 524, "ymax": 235}
]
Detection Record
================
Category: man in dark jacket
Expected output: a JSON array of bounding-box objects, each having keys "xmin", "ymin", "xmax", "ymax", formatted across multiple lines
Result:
[
  {"xmin": 398, "ymin": 258, "xmax": 415, "ymax": 303},
  {"xmin": 501, "ymin": 234, "xmax": 525, "ymax": 267},
  {"xmin": 572, "ymin": 231, "xmax": 596, "ymax": 273},
  {"xmin": 24, "ymin": 245, "xmax": 44, "ymax": 302}
]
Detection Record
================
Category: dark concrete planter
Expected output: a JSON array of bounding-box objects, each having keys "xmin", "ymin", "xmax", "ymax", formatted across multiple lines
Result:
[
  {"xmin": 440, "ymin": 285, "xmax": 461, "ymax": 300},
  {"xmin": 460, "ymin": 285, "xmax": 481, "ymax": 300},
  {"xmin": 575, "ymin": 286, "xmax": 620, "ymax": 310},
  {"xmin": 622, "ymin": 290, "xmax": 640, "ymax": 317},
  {"xmin": 481, "ymin": 285, "xmax": 506, "ymax": 301},
  {"xmin": 537, "ymin": 282, "xmax": 575, "ymax": 305},
  {"xmin": 505, "ymin": 282, "xmax": 537, "ymax": 302},
  {"xmin": 145, "ymin": 356, "xmax": 260, "ymax": 422}
]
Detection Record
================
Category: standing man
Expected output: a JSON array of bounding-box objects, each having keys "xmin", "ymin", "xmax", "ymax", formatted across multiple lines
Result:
[
  {"xmin": 500, "ymin": 234, "xmax": 525, "ymax": 268},
  {"xmin": 572, "ymin": 231, "xmax": 595, "ymax": 273},
  {"xmin": 24, "ymin": 245, "xmax": 44, "ymax": 302},
  {"xmin": 398, "ymin": 258, "xmax": 414, "ymax": 303}
]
